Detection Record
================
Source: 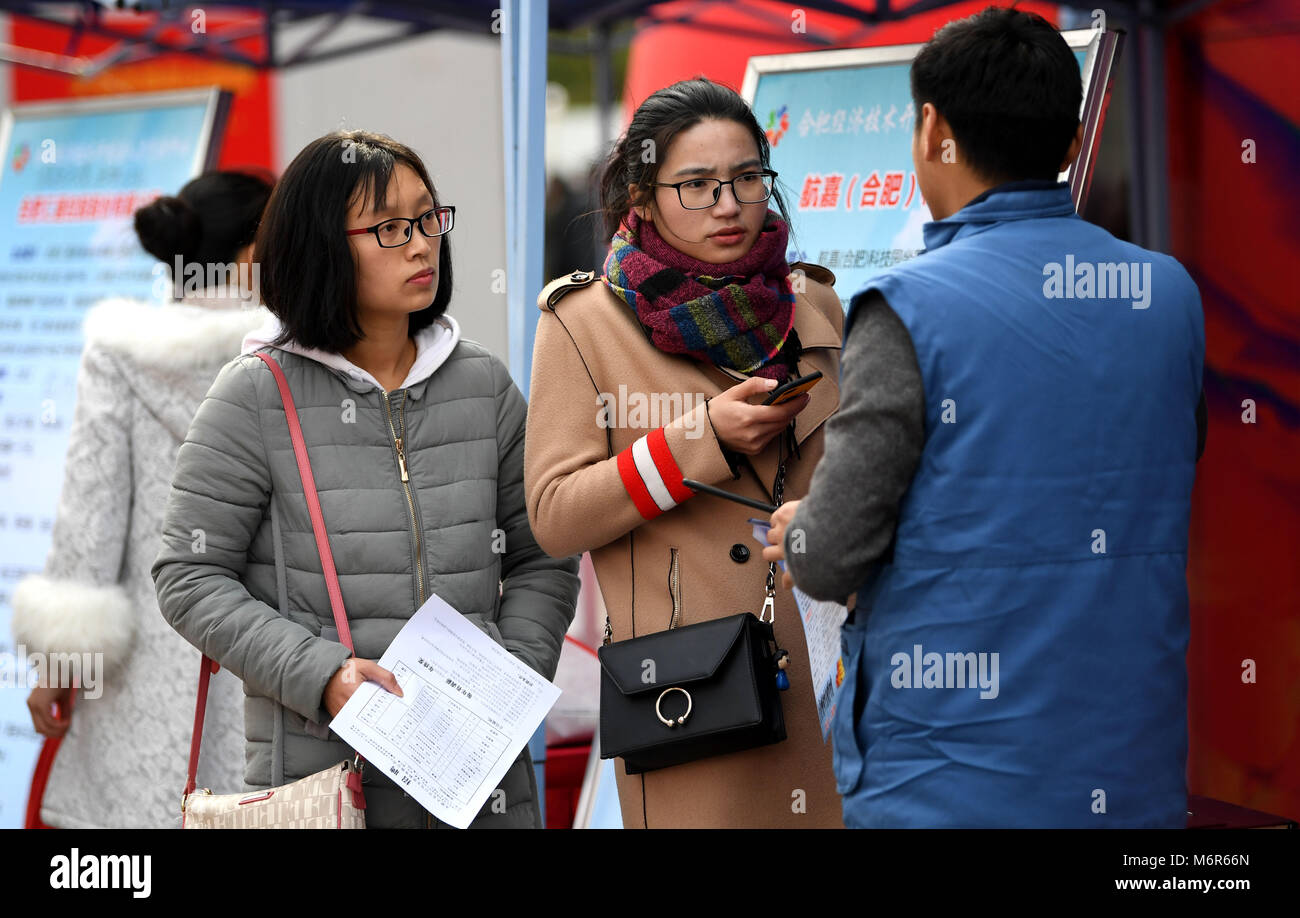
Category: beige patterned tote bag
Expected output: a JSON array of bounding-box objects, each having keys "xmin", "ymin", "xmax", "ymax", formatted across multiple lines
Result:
[{"xmin": 181, "ymin": 352, "xmax": 366, "ymax": 829}]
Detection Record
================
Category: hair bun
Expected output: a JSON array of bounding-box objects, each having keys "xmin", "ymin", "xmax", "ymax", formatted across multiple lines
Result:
[{"xmin": 134, "ymin": 194, "xmax": 201, "ymax": 264}]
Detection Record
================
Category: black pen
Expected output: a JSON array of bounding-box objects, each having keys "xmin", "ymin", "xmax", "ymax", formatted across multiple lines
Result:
[{"xmin": 681, "ymin": 478, "xmax": 778, "ymax": 514}]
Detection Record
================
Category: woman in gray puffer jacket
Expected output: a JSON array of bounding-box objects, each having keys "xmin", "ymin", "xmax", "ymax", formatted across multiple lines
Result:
[{"xmin": 151, "ymin": 131, "xmax": 580, "ymax": 829}]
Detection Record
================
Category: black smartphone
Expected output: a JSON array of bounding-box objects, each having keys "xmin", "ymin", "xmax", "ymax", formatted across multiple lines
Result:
[{"xmin": 761, "ymin": 370, "xmax": 824, "ymax": 406}]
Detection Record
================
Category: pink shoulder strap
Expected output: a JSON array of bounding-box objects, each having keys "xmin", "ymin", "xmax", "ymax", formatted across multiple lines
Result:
[{"xmin": 184, "ymin": 351, "xmax": 354, "ymax": 799}]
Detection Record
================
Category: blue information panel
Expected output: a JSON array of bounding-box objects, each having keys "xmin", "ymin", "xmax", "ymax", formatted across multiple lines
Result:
[
  {"xmin": 0, "ymin": 90, "xmax": 220, "ymax": 827},
  {"xmin": 744, "ymin": 33, "xmax": 1107, "ymax": 311}
]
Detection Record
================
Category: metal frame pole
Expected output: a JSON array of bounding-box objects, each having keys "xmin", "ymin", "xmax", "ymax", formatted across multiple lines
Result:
[{"xmin": 501, "ymin": 0, "xmax": 551, "ymax": 822}]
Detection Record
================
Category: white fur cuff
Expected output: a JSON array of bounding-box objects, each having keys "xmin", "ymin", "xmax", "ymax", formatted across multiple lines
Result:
[{"xmin": 10, "ymin": 575, "xmax": 135, "ymax": 672}]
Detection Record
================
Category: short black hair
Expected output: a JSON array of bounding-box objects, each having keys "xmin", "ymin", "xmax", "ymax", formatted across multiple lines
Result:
[
  {"xmin": 254, "ymin": 130, "xmax": 452, "ymax": 353},
  {"xmin": 910, "ymin": 7, "xmax": 1082, "ymax": 183},
  {"xmin": 599, "ymin": 78, "xmax": 791, "ymax": 240}
]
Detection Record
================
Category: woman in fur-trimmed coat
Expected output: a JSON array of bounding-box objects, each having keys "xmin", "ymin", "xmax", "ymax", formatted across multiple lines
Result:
[
  {"xmin": 13, "ymin": 172, "xmax": 274, "ymax": 828},
  {"xmin": 11, "ymin": 294, "xmax": 267, "ymax": 828}
]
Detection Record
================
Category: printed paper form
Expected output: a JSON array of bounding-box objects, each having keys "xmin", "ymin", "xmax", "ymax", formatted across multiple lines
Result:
[
  {"xmin": 330, "ymin": 594, "xmax": 560, "ymax": 829},
  {"xmin": 750, "ymin": 519, "xmax": 849, "ymax": 742}
]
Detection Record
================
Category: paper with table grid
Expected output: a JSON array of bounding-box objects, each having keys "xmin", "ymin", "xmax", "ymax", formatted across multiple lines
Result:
[{"xmin": 329, "ymin": 594, "xmax": 560, "ymax": 828}]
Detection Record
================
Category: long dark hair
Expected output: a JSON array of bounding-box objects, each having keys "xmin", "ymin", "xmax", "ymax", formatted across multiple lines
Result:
[
  {"xmin": 134, "ymin": 170, "xmax": 272, "ymax": 276},
  {"xmin": 253, "ymin": 130, "xmax": 453, "ymax": 352},
  {"xmin": 597, "ymin": 78, "xmax": 791, "ymax": 240}
]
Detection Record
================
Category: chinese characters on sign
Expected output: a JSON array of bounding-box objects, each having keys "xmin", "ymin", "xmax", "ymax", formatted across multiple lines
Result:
[
  {"xmin": 797, "ymin": 170, "xmax": 923, "ymax": 211},
  {"xmin": 814, "ymin": 248, "xmax": 922, "ymax": 271},
  {"xmin": 797, "ymin": 102, "xmax": 915, "ymax": 138},
  {"xmin": 17, "ymin": 191, "xmax": 161, "ymax": 223},
  {"xmin": 750, "ymin": 55, "xmax": 932, "ymax": 309}
]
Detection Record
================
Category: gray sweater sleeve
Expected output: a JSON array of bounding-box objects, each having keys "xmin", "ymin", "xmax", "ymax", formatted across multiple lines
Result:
[{"xmin": 784, "ymin": 290, "xmax": 925, "ymax": 603}]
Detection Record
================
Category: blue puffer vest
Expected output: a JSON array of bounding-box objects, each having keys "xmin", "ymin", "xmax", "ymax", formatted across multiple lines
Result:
[{"xmin": 836, "ymin": 182, "xmax": 1204, "ymax": 827}]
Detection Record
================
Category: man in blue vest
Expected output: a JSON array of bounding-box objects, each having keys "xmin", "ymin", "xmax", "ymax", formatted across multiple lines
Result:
[{"xmin": 765, "ymin": 6, "xmax": 1205, "ymax": 827}]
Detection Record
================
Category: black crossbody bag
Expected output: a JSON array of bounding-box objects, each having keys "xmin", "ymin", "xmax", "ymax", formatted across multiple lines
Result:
[
  {"xmin": 598, "ymin": 446, "xmax": 793, "ymax": 774},
  {"xmin": 598, "ymin": 612, "xmax": 786, "ymax": 774}
]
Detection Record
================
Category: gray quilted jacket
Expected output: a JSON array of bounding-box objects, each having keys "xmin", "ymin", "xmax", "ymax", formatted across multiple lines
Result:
[{"xmin": 151, "ymin": 315, "xmax": 579, "ymax": 829}]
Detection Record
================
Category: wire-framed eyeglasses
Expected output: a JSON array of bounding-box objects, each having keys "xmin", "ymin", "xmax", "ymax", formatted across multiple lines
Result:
[
  {"xmin": 651, "ymin": 171, "xmax": 777, "ymax": 210},
  {"xmin": 346, "ymin": 205, "xmax": 455, "ymax": 248}
]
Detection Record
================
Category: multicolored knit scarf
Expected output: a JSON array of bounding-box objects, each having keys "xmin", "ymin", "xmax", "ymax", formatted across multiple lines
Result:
[{"xmin": 603, "ymin": 209, "xmax": 798, "ymax": 380}]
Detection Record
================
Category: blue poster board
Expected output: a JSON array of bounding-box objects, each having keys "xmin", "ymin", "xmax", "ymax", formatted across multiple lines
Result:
[
  {"xmin": 743, "ymin": 29, "xmax": 1118, "ymax": 310},
  {"xmin": 0, "ymin": 89, "xmax": 224, "ymax": 827}
]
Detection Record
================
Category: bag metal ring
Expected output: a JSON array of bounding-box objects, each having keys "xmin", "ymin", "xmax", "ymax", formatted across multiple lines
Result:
[{"xmin": 655, "ymin": 687, "xmax": 692, "ymax": 727}]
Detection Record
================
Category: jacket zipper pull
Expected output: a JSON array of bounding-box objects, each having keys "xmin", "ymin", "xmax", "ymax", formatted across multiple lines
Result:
[{"xmin": 394, "ymin": 437, "xmax": 410, "ymax": 482}]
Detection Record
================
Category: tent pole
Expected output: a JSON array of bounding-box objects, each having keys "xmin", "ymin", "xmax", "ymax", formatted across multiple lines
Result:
[
  {"xmin": 502, "ymin": 0, "xmax": 551, "ymax": 820},
  {"xmin": 503, "ymin": 0, "xmax": 549, "ymax": 396}
]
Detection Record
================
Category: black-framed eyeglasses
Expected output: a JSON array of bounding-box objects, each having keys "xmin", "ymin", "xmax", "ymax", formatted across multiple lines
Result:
[
  {"xmin": 346, "ymin": 205, "xmax": 455, "ymax": 248},
  {"xmin": 650, "ymin": 171, "xmax": 777, "ymax": 210}
]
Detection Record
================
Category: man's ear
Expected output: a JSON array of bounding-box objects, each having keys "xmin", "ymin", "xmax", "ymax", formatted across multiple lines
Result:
[
  {"xmin": 1059, "ymin": 122, "xmax": 1085, "ymax": 173},
  {"xmin": 918, "ymin": 102, "xmax": 948, "ymax": 164}
]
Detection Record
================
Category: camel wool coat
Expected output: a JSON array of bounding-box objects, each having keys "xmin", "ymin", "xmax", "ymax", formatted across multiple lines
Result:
[{"xmin": 525, "ymin": 266, "xmax": 845, "ymax": 828}]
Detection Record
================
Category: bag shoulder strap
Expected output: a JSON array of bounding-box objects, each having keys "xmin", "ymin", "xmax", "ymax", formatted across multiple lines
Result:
[{"xmin": 184, "ymin": 351, "xmax": 354, "ymax": 799}]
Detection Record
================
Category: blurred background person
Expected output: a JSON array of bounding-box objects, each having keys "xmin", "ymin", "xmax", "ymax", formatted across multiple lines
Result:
[{"xmin": 11, "ymin": 170, "xmax": 273, "ymax": 828}]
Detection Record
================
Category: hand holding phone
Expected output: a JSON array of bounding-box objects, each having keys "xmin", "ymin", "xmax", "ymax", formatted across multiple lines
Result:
[{"xmin": 710, "ymin": 375, "xmax": 814, "ymax": 457}]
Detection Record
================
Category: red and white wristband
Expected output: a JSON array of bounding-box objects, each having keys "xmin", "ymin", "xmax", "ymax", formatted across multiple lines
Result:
[{"xmin": 616, "ymin": 427, "xmax": 694, "ymax": 520}]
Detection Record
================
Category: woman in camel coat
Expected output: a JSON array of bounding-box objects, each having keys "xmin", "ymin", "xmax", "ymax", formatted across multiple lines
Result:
[{"xmin": 525, "ymin": 78, "xmax": 844, "ymax": 828}]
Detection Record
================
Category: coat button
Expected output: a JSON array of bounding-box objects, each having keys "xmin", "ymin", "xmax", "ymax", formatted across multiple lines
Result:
[{"xmin": 729, "ymin": 543, "xmax": 751, "ymax": 563}]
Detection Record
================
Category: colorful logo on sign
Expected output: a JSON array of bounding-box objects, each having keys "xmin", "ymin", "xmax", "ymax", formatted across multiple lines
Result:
[
  {"xmin": 765, "ymin": 105, "xmax": 789, "ymax": 147},
  {"xmin": 12, "ymin": 143, "xmax": 30, "ymax": 173}
]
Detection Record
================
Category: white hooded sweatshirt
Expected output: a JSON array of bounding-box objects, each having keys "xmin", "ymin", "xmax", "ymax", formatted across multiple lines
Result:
[{"xmin": 240, "ymin": 313, "xmax": 462, "ymax": 391}]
